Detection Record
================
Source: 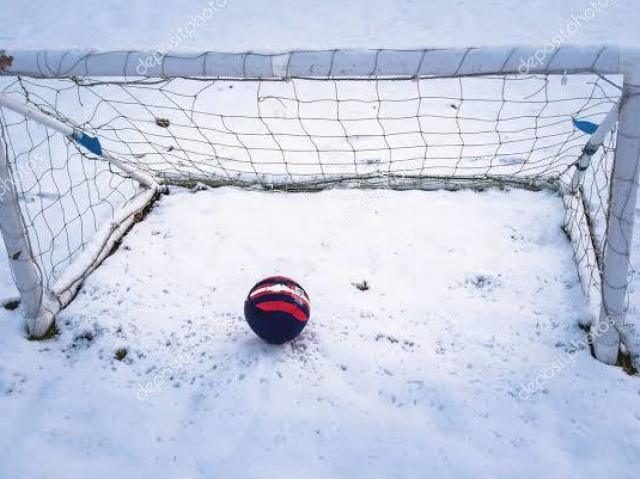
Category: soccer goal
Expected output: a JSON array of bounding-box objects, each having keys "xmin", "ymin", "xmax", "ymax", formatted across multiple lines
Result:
[{"xmin": 0, "ymin": 46, "xmax": 638, "ymax": 364}]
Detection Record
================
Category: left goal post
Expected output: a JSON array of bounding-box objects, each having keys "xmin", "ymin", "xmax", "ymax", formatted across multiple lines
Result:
[{"xmin": 0, "ymin": 126, "xmax": 54, "ymax": 336}]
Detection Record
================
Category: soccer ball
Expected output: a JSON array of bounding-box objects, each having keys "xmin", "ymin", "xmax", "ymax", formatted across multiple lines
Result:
[{"xmin": 244, "ymin": 276, "xmax": 311, "ymax": 344}]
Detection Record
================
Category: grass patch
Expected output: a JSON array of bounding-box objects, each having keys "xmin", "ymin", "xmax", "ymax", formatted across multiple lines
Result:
[
  {"xmin": 115, "ymin": 347, "xmax": 128, "ymax": 361},
  {"xmin": 617, "ymin": 349, "xmax": 638, "ymax": 376},
  {"xmin": 2, "ymin": 297, "xmax": 20, "ymax": 310},
  {"xmin": 27, "ymin": 322, "xmax": 60, "ymax": 341}
]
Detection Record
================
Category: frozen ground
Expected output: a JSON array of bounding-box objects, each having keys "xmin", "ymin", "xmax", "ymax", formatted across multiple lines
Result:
[
  {"xmin": 1, "ymin": 0, "xmax": 640, "ymax": 477},
  {"xmin": 1, "ymin": 187, "xmax": 639, "ymax": 478}
]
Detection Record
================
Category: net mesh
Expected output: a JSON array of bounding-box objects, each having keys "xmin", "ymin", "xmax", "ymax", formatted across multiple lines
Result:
[
  {"xmin": 0, "ymin": 72, "xmax": 622, "ymax": 307},
  {"xmin": 0, "ymin": 84, "xmax": 140, "ymax": 292}
]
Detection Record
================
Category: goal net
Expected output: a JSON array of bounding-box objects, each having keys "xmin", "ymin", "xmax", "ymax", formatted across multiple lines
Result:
[{"xmin": 0, "ymin": 47, "xmax": 638, "ymax": 364}]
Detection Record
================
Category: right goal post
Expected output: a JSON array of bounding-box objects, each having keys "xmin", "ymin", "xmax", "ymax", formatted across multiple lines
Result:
[
  {"xmin": 595, "ymin": 60, "xmax": 640, "ymax": 363},
  {"xmin": 0, "ymin": 45, "xmax": 638, "ymax": 365}
]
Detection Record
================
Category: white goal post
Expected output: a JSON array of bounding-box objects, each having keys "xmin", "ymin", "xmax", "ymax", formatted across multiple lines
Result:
[{"xmin": 0, "ymin": 46, "xmax": 638, "ymax": 365}]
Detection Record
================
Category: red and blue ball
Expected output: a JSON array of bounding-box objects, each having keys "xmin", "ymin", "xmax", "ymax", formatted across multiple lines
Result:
[{"xmin": 244, "ymin": 276, "xmax": 310, "ymax": 344}]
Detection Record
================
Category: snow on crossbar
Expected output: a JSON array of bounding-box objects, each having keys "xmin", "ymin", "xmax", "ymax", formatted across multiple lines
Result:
[{"xmin": 0, "ymin": 46, "xmax": 636, "ymax": 79}]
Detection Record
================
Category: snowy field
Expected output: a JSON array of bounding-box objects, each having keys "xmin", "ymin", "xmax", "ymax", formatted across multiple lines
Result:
[
  {"xmin": 1, "ymin": 187, "xmax": 639, "ymax": 478},
  {"xmin": 1, "ymin": 0, "xmax": 640, "ymax": 477}
]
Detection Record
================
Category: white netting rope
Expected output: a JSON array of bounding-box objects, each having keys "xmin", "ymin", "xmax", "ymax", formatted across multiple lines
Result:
[{"xmin": 0, "ymin": 49, "xmax": 632, "ymax": 343}]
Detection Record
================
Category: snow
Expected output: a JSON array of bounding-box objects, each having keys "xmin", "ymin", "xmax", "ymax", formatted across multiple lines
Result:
[
  {"xmin": 1, "ymin": 0, "xmax": 640, "ymax": 477},
  {"xmin": 2, "ymin": 187, "xmax": 640, "ymax": 478},
  {"xmin": 4, "ymin": 0, "xmax": 640, "ymax": 50}
]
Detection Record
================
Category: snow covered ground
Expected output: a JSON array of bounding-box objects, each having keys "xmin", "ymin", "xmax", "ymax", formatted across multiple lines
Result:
[
  {"xmin": 1, "ymin": 0, "xmax": 640, "ymax": 477},
  {"xmin": 1, "ymin": 187, "xmax": 639, "ymax": 478}
]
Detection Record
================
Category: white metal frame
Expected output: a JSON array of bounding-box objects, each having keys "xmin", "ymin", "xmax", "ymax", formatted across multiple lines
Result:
[
  {"xmin": 0, "ymin": 129, "xmax": 54, "ymax": 337},
  {"xmin": 593, "ymin": 63, "xmax": 640, "ymax": 363},
  {"xmin": 0, "ymin": 46, "xmax": 629, "ymax": 79},
  {"xmin": 0, "ymin": 46, "xmax": 638, "ymax": 365}
]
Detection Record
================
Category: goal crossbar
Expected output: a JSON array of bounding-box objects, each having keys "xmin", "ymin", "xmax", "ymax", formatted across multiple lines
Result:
[{"xmin": 1, "ymin": 46, "xmax": 638, "ymax": 80}]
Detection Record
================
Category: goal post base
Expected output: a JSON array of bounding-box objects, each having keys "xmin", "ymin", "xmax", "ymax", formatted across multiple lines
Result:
[
  {"xmin": 592, "ymin": 312, "xmax": 622, "ymax": 365},
  {"xmin": 50, "ymin": 187, "xmax": 160, "ymax": 303},
  {"xmin": 160, "ymin": 172, "xmax": 556, "ymax": 193},
  {"xmin": 26, "ymin": 295, "xmax": 57, "ymax": 339}
]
